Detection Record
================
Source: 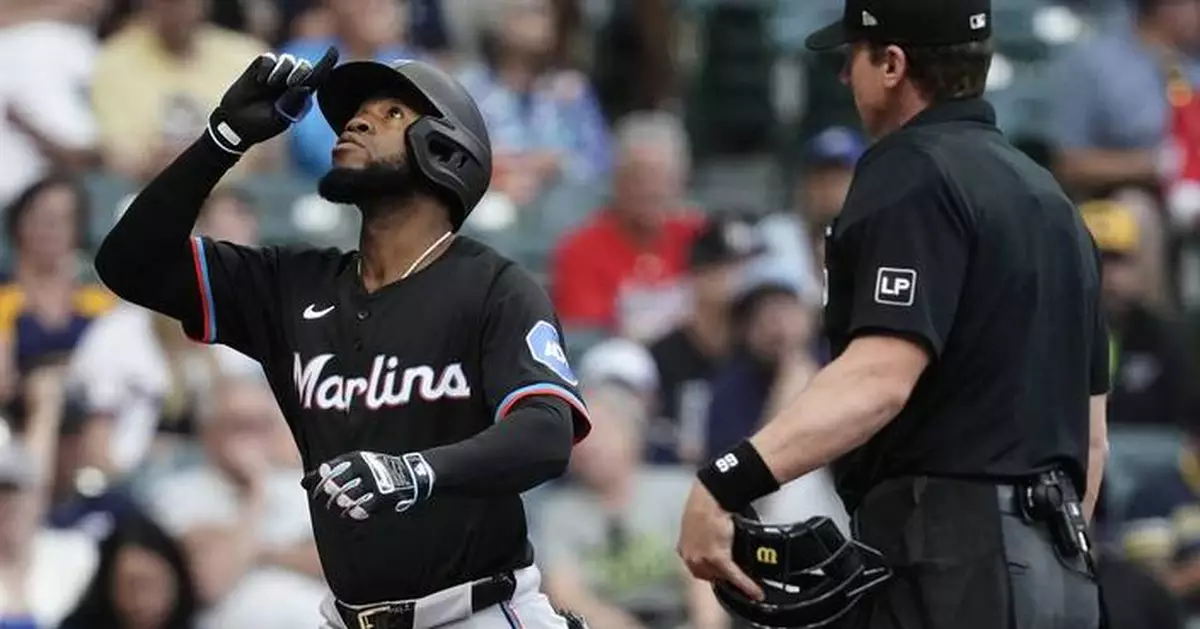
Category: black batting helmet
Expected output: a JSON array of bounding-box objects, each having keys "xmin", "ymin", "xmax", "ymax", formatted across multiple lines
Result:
[
  {"xmin": 316, "ymin": 59, "xmax": 492, "ymax": 230},
  {"xmin": 714, "ymin": 510, "xmax": 892, "ymax": 629}
]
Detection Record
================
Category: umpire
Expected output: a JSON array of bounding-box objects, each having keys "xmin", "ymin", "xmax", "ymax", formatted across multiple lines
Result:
[{"xmin": 676, "ymin": 0, "xmax": 1110, "ymax": 627}]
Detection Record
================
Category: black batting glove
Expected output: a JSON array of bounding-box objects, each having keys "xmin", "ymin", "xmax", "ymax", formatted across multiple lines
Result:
[
  {"xmin": 207, "ymin": 46, "xmax": 339, "ymax": 156},
  {"xmin": 301, "ymin": 451, "xmax": 436, "ymax": 521}
]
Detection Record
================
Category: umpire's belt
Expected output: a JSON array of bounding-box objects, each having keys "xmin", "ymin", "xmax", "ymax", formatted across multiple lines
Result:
[{"xmin": 336, "ymin": 572, "xmax": 516, "ymax": 629}]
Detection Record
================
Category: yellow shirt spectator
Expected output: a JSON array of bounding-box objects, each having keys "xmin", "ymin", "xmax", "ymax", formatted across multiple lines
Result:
[{"xmin": 91, "ymin": 18, "xmax": 271, "ymax": 181}]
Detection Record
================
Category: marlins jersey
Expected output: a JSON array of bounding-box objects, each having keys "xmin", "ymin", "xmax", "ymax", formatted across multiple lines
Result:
[{"xmin": 176, "ymin": 234, "xmax": 591, "ymax": 603}]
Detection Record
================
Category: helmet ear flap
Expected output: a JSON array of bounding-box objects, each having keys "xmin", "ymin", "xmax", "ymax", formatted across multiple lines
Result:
[
  {"xmin": 408, "ymin": 115, "xmax": 492, "ymax": 228},
  {"xmin": 405, "ymin": 117, "xmax": 491, "ymax": 230}
]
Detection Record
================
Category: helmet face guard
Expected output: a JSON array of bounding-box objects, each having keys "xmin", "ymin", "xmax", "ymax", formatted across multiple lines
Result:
[{"xmin": 713, "ymin": 515, "xmax": 892, "ymax": 629}]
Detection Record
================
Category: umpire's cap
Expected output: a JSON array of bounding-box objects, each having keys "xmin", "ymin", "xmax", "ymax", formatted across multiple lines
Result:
[
  {"xmin": 317, "ymin": 59, "xmax": 493, "ymax": 230},
  {"xmin": 714, "ymin": 508, "xmax": 891, "ymax": 628},
  {"xmin": 806, "ymin": 0, "xmax": 992, "ymax": 51}
]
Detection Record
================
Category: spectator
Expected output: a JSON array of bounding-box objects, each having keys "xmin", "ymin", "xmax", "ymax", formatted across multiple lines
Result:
[
  {"xmin": 280, "ymin": 0, "xmax": 420, "ymax": 179},
  {"xmin": 0, "ymin": 438, "xmax": 41, "ymax": 629},
  {"xmin": 536, "ymin": 339, "xmax": 728, "ymax": 629},
  {"xmin": 704, "ymin": 260, "xmax": 819, "ymax": 460},
  {"xmin": 0, "ymin": 176, "xmax": 114, "ymax": 406},
  {"xmin": 90, "ymin": 0, "xmax": 273, "ymax": 183},
  {"xmin": 64, "ymin": 304, "xmax": 228, "ymax": 480},
  {"xmin": 457, "ymin": 0, "xmax": 611, "ymax": 206},
  {"xmin": 576, "ymin": 336, "xmax": 660, "ymax": 417},
  {"xmin": 1119, "ymin": 425, "xmax": 1200, "ymax": 617},
  {"xmin": 0, "ymin": 0, "xmax": 104, "ymax": 208},
  {"xmin": 1080, "ymin": 199, "xmax": 1195, "ymax": 430},
  {"xmin": 142, "ymin": 376, "xmax": 322, "ymax": 629},
  {"xmin": 551, "ymin": 111, "xmax": 702, "ymax": 341},
  {"xmin": 0, "ymin": 368, "xmax": 102, "ymax": 629},
  {"xmin": 59, "ymin": 509, "xmax": 200, "ymax": 629},
  {"xmin": 647, "ymin": 214, "xmax": 763, "ymax": 466},
  {"xmin": 1051, "ymin": 0, "xmax": 1200, "ymax": 309},
  {"xmin": 1095, "ymin": 550, "xmax": 1187, "ymax": 629},
  {"xmin": 1052, "ymin": 0, "xmax": 1200, "ymax": 197},
  {"xmin": 63, "ymin": 189, "xmax": 262, "ymax": 480},
  {"xmin": 760, "ymin": 126, "xmax": 865, "ymax": 304},
  {"xmin": 194, "ymin": 186, "xmax": 260, "ymax": 248},
  {"xmin": 702, "ymin": 259, "xmax": 849, "ymax": 531}
]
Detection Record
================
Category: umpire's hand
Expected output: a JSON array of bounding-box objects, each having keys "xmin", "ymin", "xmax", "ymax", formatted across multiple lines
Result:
[
  {"xmin": 677, "ymin": 482, "xmax": 765, "ymax": 601},
  {"xmin": 206, "ymin": 46, "xmax": 339, "ymax": 155},
  {"xmin": 302, "ymin": 451, "xmax": 435, "ymax": 521}
]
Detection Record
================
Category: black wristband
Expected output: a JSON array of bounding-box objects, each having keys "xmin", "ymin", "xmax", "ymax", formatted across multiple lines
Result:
[{"xmin": 697, "ymin": 440, "xmax": 780, "ymax": 513}]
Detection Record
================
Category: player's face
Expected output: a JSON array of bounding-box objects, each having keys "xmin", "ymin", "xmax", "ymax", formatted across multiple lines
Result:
[
  {"xmin": 331, "ymin": 96, "xmax": 420, "ymax": 169},
  {"xmin": 319, "ymin": 96, "xmax": 423, "ymax": 207}
]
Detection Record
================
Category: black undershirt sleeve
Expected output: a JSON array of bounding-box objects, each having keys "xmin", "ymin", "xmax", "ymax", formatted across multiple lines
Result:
[
  {"xmin": 93, "ymin": 134, "xmax": 238, "ymax": 317},
  {"xmin": 419, "ymin": 396, "xmax": 573, "ymax": 496}
]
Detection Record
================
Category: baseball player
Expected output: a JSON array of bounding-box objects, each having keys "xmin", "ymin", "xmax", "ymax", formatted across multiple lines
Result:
[{"xmin": 93, "ymin": 48, "xmax": 592, "ymax": 629}]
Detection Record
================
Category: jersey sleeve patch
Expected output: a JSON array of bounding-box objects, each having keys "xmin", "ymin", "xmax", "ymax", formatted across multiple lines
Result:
[
  {"xmin": 874, "ymin": 267, "xmax": 917, "ymax": 306},
  {"xmin": 525, "ymin": 320, "xmax": 578, "ymax": 386}
]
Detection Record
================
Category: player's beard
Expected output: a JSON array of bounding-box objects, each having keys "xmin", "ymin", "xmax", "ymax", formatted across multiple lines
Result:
[{"xmin": 317, "ymin": 153, "xmax": 420, "ymax": 210}]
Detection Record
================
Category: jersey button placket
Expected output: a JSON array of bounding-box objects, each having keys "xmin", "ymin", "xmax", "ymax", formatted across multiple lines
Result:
[{"xmin": 353, "ymin": 308, "xmax": 369, "ymax": 351}]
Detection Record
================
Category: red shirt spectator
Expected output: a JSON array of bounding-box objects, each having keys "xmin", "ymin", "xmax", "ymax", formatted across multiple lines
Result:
[
  {"xmin": 552, "ymin": 209, "xmax": 702, "ymax": 336},
  {"xmin": 550, "ymin": 112, "xmax": 703, "ymax": 340}
]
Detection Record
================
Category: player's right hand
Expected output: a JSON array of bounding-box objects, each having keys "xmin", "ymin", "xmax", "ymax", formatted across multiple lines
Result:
[{"xmin": 206, "ymin": 46, "xmax": 339, "ymax": 155}]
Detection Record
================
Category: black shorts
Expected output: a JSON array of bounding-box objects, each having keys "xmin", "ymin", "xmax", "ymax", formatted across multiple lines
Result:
[{"xmin": 847, "ymin": 477, "xmax": 1101, "ymax": 629}]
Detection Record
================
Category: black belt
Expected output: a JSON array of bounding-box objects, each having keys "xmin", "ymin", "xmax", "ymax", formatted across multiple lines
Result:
[{"xmin": 336, "ymin": 572, "xmax": 517, "ymax": 629}]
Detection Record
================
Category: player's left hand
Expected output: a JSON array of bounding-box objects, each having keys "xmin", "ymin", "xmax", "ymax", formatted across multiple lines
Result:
[
  {"xmin": 676, "ymin": 481, "xmax": 765, "ymax": 601},
  {"xmin": 301, "ymin": 451, "xmax": 435, "ymax": 521}
]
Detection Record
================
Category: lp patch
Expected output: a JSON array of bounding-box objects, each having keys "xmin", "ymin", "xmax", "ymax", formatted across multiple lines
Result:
[
  {"xmin": 874, "ymin": 267, "xmax": 916, "ymax": 306},
  {"xmin": 526, "ymin": 320, "xmax": 578, "ymax": 386}
]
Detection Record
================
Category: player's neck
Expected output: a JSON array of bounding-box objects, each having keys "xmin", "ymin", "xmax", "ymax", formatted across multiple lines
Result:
[{"xmin": 358, "ymin": 198, "xmax": 454, "ymax": 292}]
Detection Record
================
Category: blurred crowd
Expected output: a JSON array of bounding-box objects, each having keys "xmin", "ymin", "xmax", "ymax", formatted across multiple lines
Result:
[{"xmin": 3, "ymin": 0, "xmax": 1200, "ymax": 628}]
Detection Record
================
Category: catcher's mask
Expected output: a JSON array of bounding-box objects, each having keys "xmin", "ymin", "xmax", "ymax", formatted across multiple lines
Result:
[{"xmin": 714, "ymin": 509, "xmax": 892, "ymax": 629}]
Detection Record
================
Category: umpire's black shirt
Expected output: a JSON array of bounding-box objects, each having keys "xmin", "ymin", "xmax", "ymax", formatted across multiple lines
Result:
[{"xmin": 826, "ymin": 99, "xmax": 1109, "ymax": 509}]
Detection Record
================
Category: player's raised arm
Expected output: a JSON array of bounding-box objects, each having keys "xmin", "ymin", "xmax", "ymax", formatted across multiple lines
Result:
[{"xmin": 93, "ymin": 48, "xmax": 338, "ymax": 359}]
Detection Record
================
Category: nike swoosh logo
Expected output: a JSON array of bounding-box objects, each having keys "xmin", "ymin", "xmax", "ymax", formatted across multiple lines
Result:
[{"xmin": 303, "ymin": 304, "xmax": 335, "ymax": 320}]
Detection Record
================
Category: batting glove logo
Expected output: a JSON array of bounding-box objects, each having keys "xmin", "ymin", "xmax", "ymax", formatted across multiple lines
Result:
[{"xmin": 302, "ymin": 451, "xmax": 436, "ymax": 521}]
